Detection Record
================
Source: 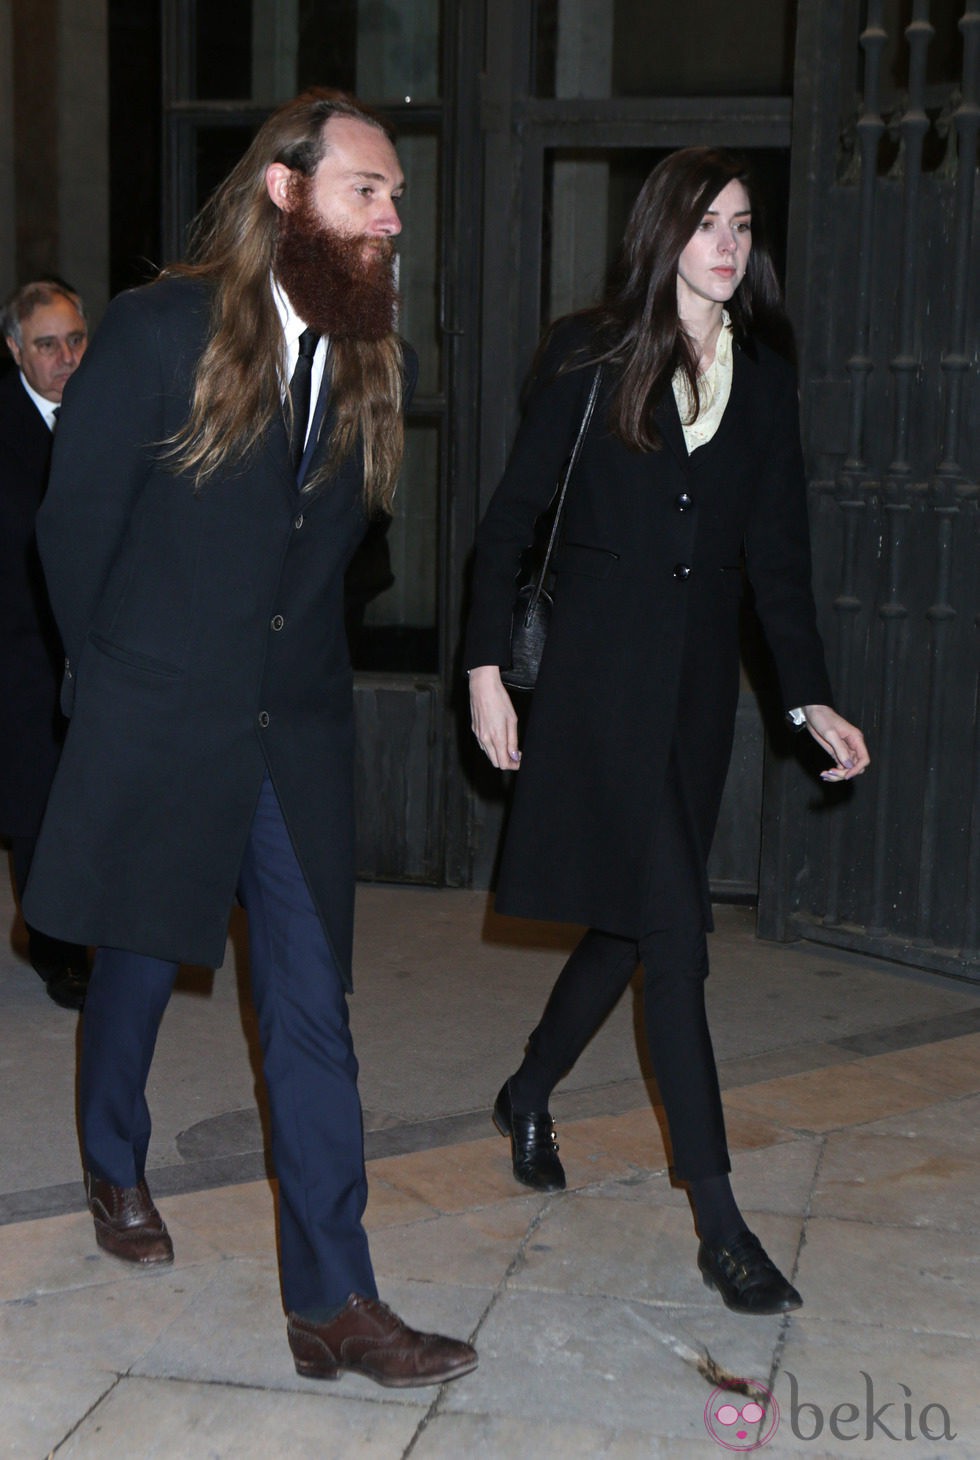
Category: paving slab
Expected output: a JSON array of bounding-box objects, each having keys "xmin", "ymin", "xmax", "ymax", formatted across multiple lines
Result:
[
  {"xmin": 2, "ymin": 879, "xmax": 979, "ymax": 1457},
  {"xmin": 56, "ymin": 1376, "xmax": 430, "ymax": 1460}
]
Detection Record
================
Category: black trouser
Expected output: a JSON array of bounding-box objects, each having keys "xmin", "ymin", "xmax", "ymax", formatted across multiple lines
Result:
[
  {"xmin": 514, "ymin": 920, "xmax": 729, "ymax": 1180},
  {"xmin": 512, "ymin": 755, "xmax": 729, "ymax": 1181}
]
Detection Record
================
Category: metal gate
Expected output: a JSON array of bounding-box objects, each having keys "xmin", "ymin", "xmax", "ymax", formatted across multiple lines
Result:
[{"xmin": 758, "ymin": 0, "xmax": 979, "ymax": 980}]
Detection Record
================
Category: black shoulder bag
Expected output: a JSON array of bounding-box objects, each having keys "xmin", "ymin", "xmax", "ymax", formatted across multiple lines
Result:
[{"xmin": 500, "ymin": 366, "xmax": 602, "ymax": 692}]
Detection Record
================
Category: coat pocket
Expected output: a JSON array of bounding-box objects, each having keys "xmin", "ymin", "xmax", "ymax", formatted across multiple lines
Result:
[{"xmin": 88, "ymin": 632, "xmax": 184, "ymax": 678}]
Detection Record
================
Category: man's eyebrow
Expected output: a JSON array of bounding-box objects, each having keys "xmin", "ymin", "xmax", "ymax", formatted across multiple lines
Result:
[{"xmin": 346, "ymin": 168, "xmax": 405, "ymax": 187}]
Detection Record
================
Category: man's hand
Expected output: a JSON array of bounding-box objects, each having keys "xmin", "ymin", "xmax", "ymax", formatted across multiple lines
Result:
[
  {"xmin": 803, "ymin": 705, "xmax": 871, "ymax": 782},
  {"xmin": 469, "ymin": 665, "xmax": 521, "ymax": 770}
]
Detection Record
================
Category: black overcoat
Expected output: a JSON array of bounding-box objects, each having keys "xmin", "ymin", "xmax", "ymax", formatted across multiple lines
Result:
[
  {"xmin": 0, "ymin": 369, "xmax": 66, "ymax": 838},
  {"xmin": 464, "ymin": 318, "xmax": 833, "ymax": 937},
  {"xmin": 23, "ymin": 277, "xmax": 417, "ymax": 984}
]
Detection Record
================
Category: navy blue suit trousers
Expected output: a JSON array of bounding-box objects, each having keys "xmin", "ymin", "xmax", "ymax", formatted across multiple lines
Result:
[{"xmin": 79, "ymin": 774, "xmax": 376, "ymax": 1314}]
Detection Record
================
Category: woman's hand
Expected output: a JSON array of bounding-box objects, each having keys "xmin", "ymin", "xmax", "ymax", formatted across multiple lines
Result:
[
  {"xmin": 803, "ymin": 705, "xmax": 871, "ymax": 782},
  {"xmin": 469, "ymin": 665, "xmax": 521, "ymax": 770}
]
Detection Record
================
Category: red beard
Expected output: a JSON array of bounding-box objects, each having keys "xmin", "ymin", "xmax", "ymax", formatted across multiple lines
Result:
[{"xmin": 274, "ymin": 187, "xmax": 399, "ymax": 341}]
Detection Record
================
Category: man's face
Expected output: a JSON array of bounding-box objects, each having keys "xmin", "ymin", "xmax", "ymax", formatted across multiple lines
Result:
[
  {"xmin": 6, "ymin": 296, "xmax": 88, "ymax": 402},
  {"xmin": 267, "ymin": 115, "xmax": 404, "ymax": 263}
]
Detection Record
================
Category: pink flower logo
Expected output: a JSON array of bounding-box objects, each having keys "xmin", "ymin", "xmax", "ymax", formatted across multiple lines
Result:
[{"xmin": 704, "ymin": 1382, "xmax": 780, "ymax": 1450}]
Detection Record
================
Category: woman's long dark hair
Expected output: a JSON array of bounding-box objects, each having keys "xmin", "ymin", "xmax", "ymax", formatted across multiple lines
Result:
[{"xmin": 572, "ymin": 147, "xmax": 793, "ymax": 451}]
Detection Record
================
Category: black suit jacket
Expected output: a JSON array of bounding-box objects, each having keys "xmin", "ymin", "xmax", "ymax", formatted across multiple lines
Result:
[
  {"xmin": 464, "ymin": 316, "xmax": 833, "ymax": 938},
  {"xmin": 24, "ymin": 277, "xmax": 417, "ymax": 981},
  {"xmin": 0, "ymin": 368, "xmax": 66, "ymax": 837}
]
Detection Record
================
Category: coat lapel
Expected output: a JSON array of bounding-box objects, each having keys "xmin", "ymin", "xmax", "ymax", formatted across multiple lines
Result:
[
  {"xmin": 653, "ymin": 386, "xmax": 689, "ymax": 466},
  {"xmin": 687, "ymin": 340, "xmax": 753, "ymax": 463},
  {"xmin": 658, "ymin": 339, "xmax": 756, "ymax": 468}
]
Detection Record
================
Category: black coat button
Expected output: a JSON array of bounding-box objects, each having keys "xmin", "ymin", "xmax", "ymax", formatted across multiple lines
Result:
[
  {"xmin": 673, "ymin": 563, "xmax": 692, "ymax": 579},
  {"xmin": 258, "ymin": 711, "xmax": 270, "ymax": 728},
  {"xmin": 675, "ymin": 492, "xmax": 694, "ymax": 512},
  {"xmin": 271, "ymin": 614, "xmax": 284, "ymax": 631}
]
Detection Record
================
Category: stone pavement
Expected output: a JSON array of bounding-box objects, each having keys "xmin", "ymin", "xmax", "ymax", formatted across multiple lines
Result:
[{"xmin": 1, "ymin": 882, "xmax": 978, "ymax": 1458}]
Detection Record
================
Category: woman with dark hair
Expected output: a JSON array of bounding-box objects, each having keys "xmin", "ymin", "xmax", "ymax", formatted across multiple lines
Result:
[{"xmin": 466, "ymin": 147, "xmax": 869, "ymax": 1316}]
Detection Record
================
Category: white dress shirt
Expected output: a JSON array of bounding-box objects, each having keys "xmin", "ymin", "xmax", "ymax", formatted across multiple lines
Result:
[
  {"xmin": 271, "ymin": 277, "xmax": 328, "ymax": 452},
  {"xmin": 19, "ymin": 373, "xmax": 60, "ymax": 432}
]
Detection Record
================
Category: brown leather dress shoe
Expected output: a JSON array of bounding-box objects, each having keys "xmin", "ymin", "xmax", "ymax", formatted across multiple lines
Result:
[
  {"xmin": 86, "ymin": 1172, "xmax": 174, "ymax": 1265},
  {"xmin": 287, "ymin": 1294, "xmax": 478, "ymax": 1388}
]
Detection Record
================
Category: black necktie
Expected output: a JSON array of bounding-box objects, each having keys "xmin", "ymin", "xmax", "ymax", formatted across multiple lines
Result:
[
  {"xmin": 288, "ymin": 327, "xmax": 320, "ymax": 472},
  {"xmin": 51, "ymin": 406, "xmax": 60, "ymax": 431}
]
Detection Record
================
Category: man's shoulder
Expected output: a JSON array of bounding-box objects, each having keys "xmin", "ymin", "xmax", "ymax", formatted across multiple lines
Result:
[
  {"xmin": 91, "ymin": 277, "xmax": 214, "ymax": 377},
  {"xmin": 0, "ymin": 367, "xmax": 41, "ymax": 432},
  {"xmin": 107, "ymin": 274, "xmax": 213, "ymax": 329},
  {"xmin": 0, "ymin": 365, "xmax": 26, "ymax": 405}
]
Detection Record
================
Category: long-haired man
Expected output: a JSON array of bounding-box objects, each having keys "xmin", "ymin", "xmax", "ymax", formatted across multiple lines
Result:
[{"xmin": 24, "ymin": 89, "xmax": 477, "ymax": 1388}]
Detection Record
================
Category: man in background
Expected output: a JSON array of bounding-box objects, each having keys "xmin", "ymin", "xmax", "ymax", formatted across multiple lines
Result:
[{"xmin": 0, "ymin": 280, "xmax": 90, "ymax": 1009}]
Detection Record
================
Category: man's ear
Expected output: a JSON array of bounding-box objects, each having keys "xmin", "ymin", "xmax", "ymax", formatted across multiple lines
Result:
[
  {"xmin": 4, "ymin": 335, "xmax": 23, "ymax": 367},
  {"xmin": 265, "ymin": 163, "xmax": 295, "ymax": 212}
]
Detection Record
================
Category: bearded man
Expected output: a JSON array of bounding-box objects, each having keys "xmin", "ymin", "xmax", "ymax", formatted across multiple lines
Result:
[{"xmin": 23, "ymin": 90, "xmax": 477, "ymax": 1388}]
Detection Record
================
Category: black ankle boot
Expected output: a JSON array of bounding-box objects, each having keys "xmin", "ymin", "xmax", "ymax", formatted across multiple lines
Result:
[{"xmin": 492, "ymin": 1079, "xmax": 566, "ymax": 1192}]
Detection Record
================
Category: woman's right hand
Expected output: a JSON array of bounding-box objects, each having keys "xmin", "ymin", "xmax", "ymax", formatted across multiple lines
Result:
[{"xmin": 468, "ymin": 665, "xmax": 521, "ymax": 770}]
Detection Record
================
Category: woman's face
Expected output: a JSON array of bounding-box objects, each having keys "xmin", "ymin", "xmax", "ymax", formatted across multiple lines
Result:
[{"xmin": 676, "ymin": 178, "xmax": 752, "ymax": 313}]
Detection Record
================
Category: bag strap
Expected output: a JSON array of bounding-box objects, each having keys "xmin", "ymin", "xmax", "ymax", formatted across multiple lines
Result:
[{"xmin": 526, "ymin": 365, "xmax": 602, "ymax": 615}]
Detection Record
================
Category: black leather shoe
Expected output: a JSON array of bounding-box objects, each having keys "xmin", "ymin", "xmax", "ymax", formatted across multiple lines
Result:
[
  {"xmin": 492, "ymin": 1079, "xmax": 566, "ymax": 1192},
  {"xmin": 42, "ymin": 963, "xmax": 89, "ymax": 1011},
  {"xmin": 698, "ymin": 1229, "xmax": 802, "ymax": 1315},
  {"xmin": 31, "ymin": 938, "xmax": 90, "ymax": 1010}
]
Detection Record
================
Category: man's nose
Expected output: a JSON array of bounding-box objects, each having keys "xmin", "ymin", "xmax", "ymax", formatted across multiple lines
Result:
[{"xmin": 373, "ymin": 200, "xmax": 402, "ymax": 236}]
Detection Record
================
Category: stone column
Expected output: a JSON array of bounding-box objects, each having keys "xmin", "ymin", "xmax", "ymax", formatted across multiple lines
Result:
[
  {"xmin": 356, "ymin": 3, "xmax": 441, "ymax": 638},
  {"xmin": 0, "ymin": 0, "xmax": 15, "ymax": 294},
  {"xmin": 57, "ymin": 0, "xmax": 108, "ymax": 319},
  {"xmin": 5, "ymin": 0, "xmax": 107, "ymax": 319},
  {"xmin": 251, "ymin": 0, "xmax": 298, "ymax": 106},
  {"xmin": 549, "ymin": 0, "xmax": 613, "ymax": 319}
]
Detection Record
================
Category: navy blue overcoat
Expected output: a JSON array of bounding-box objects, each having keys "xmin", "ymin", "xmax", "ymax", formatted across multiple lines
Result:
[{"xmin": 25, "ymin": 277, "xmax": 416, "ymax": 983}]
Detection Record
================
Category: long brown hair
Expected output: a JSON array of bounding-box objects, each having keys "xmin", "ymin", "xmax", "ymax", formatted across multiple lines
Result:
[
  {"xmin": 163, "ymin": 88, "xmax": 405, "ymax": 509},
  {"xmin": 575, "ymin": 147, "xmax": 791, "ymax": 451}
]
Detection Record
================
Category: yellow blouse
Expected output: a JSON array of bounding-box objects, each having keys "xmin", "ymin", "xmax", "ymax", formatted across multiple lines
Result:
[{"xmin": 672, "ymin": 310, "xmax": 733, "ymax": 454}]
